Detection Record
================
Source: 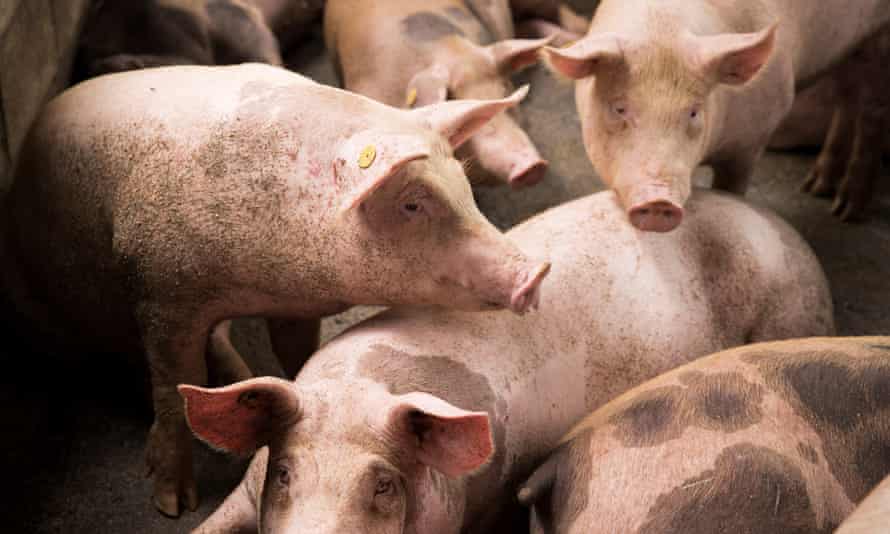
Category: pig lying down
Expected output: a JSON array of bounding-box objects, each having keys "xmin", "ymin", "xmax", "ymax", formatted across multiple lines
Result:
[
  {"xmin": 325, "ymin": 0, "xmax": 551, "ymax": 189},
  {"xmin": 0, "ymin": 63, "xmax": 549, "ymax": 517},
  {"xmin": 185, "ymin": 189, "xmax": 833, "ymax": 533},
  {"xmin": 837, "ymin": 474, "xmax": 890, "ymax": 534},
  {"xmin": 546, "ymin": 0, "xmax": 890, "ymax": 231},
  {"xmin": 519, "ymin": 337, "xmax": 890, "ymax": 534},
  {"xmin": 75, "ymin": 0, "xmax": 282, "ymax": 81}
]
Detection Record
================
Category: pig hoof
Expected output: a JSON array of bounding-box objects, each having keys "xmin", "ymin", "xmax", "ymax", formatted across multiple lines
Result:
[
  {"xmin": 154, "ymin": 491, "xmax": 182, "ymax": 518},
  {"xmin": 801, "ymin": 167, "xmax": 837, "ymax": 197}
]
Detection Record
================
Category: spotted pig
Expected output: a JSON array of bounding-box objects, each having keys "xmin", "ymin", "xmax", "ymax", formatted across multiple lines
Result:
[{"xmin": 519, "ymin": 337, "xmax": 890, "ymax": 534}]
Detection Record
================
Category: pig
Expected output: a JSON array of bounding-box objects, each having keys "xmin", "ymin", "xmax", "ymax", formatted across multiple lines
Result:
[
  {"xmin": 325, "ymin": 0, "xmax": 551, "ymax": 189},
  {"xmin": 837, "ymin": 475, "xmax": 890, "ymax": 534},
  {"xmin": 183, "ymin": 188, "xmax": 833, "ymax": 534},
  {"xmin": 74, "ymin": 0, "xmax": 280, "ymax": 83},
  {"xmin": 799, "ymin": 28, "xmax": 890, "ymax": 221},
  {"xmin": 0, "ymin": 63, "xmax": 550, "ymax": 517},
  {"xmin": 545, "ymin": 0, "xmax": 890, "ymax": 232},
  {"xmin": 518, "ymin": 337, "xmax": 890, "ymax": 534}
]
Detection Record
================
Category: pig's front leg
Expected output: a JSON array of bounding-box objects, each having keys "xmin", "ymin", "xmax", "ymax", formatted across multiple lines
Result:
[
  {"xmin": 267, "ymin": 318, "xmax": 320, "ymax": 379},
  {"xmin": 710, "ymin": 148, "xmax": 761, "ymax": 195},
  {"xmin": 833, "ymin": 102, "xmax": 887, "ymax": 221},
  {"xmin": 193, "ymin": 448, "xmax": 266, "ymax": 534},
  {"xmin": 140, "ymin": 310, "xmax": 209, "ymax": 517}
]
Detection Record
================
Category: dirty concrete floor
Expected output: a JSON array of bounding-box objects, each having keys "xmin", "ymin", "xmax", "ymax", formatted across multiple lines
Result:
[{"xmin": 5, "ymin": 11, "xmax": 890, "ymax": 534}]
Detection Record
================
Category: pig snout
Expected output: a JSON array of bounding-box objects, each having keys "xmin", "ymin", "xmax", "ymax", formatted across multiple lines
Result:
[
  {"xmin": 509, "ymin": 158, "xmax": 549, "ymax": 190},
  {"xmin": 622, "ymin": 183, "xmax": 689, "ymax": 233}
]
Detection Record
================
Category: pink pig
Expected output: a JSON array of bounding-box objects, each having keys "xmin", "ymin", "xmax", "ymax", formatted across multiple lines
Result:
[
  {"xmin": 546, "ymin": 0, "xmax": 890, "ymax": 232},
  {"xmin": 0, "ymin": 63, "xmax": 549, "ymax": 517}
]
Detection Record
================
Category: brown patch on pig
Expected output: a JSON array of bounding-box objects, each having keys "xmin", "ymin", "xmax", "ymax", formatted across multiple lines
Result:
[
  {"xmin": 401, "ymin": 12, "xmax": 466, "ymax": 43},
  {"xmin": 750, "ymin": 348, "xmax": 890, "ymax": 502},
  {"xmin": 610, "ymin": 373, "xmax": 764, "ymax": 448},
  {"xmin": 637, "ymin": 444, "xmax": 835, "ymax": 534},
  {"xmin": 357, "ymin": 345, "xmax": 507, "ymax": 493},
  {"xmin": 797, "ymin": 442, "xmax": 819, "ymax": 464}
]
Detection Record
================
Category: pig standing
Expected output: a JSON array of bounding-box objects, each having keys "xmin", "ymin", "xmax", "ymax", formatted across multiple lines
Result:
[
  {"xmin": 183, "ymin": 189, "xmax": 833, "ymax": 534},
  {"xmin": 545, "ymin": 0, "xmax": 890, "ymax": 232},
  {"xmin": 0, "ymin": 63, "xmax": 549, "ymax": 517},
  {"xmin": 837, "ymin": 474, "xmax": 890, "ymax": 534},
  {"xmin": 325, "ymin": 0, "xmax": 551, "ymax": 189},
  {"xmin": 518, "ymin": 337, "xmax": 890, "ymax": 534},
  {"xmin": 75, "ymin": 0, "xmax": 281, "ymax": 82}
]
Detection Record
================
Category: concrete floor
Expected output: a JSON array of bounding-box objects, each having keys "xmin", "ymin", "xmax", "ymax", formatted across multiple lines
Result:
[{"xmin": 4, "ymin": 14, "xmax": 890, "ymax": 534}]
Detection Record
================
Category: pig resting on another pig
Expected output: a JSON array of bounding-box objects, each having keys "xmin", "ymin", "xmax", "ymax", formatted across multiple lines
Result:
[
  {"xmin": 0, "ymin": 63, "xmax": 549, "ymax": 517},
  {"xmin": 546, "ymin": 0, "xmax": 890, "ymax": 232},
  {"xmin": 519, "ymin": 337, "xmax": 890, "ymax": 534},
  {"xmin": 837, "ymin": 474, "xmax": 890, "ymax": 534},
  {"xmin": 184, "ymin": 189, "xmax": 832, "ymax": 534},
  {"xmin": 325, "ymin": 0, "xmax": 551, "ymax": 189}
]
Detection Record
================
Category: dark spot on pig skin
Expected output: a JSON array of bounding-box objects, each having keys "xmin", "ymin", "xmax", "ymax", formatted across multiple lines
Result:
[
  {"xmin": 610, "ymin": 388, "xmax": 683, "ymax": 448},
  {"xmin": 637, "ymin": 444, "xmax": 836, "ymax": 534},
  {"xmin": 401, "ymin": 12, "xmax": 466, "ymax": 43},
  {"xmin": 610, "ymin": 373, "xmax": 764, "ymax": 448},
  {"xmin": 797, "ymin": 442, "xmax": 818, "ymax": 464},
  {"xmin": 357, "ymin": 345, "xmax": 507, "ymax": 506},
  {"xmin": 751, "ymin": 348, "xmax": 890, "ymax": 502}
]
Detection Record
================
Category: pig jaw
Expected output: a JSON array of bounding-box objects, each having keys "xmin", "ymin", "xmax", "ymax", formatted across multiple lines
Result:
[{"xmin": 434, "ymin": 222, "xmax": 551, "ymax": 315}]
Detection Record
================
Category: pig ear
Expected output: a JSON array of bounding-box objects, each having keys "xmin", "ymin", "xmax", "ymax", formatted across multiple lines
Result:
[
  {"xmin": 178, "ymin": 377, "xmax": 299, "ymax": 456},
  {"xmin": 337, "ymin": 132, "xmax": 432, "ymax": 213},
  {"xmin": 543, "ymin": 33, "xmax": 623, "ymax": 79},
  {"xmin": 686, "ymin": 23, "xmax": 777, "ymax": 86},
  {"xmin": 487, "ymin": 36, "xmax": 554, "ymax": 73},
  {"xmin": 388, "ymin": 392, "xmax": 493, "ymax": 477},
  {"xmin": 405, "ymin": 64, "xmax": 451, "ymax": 108},
  {"xmin": 412, "ymin": 85, "xmax": 528, "ymax": 149},
  {"xmin": 517, "ymin": 453, "xmax": 558, "ymax": 507}
]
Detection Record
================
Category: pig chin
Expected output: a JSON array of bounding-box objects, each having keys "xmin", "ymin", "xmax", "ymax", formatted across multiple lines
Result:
[{"xmin": 437, "ymin": 260, "xmax": 551, "ymax": 315}]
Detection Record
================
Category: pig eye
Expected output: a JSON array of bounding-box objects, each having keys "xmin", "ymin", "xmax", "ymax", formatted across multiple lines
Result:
[
  {"xmin": 375, "ymin": 476, "xmax": 397, "ymax": 497},
  {"xmin": 276, "ymin": 464, "xmax": 291, "ymax": 487}
]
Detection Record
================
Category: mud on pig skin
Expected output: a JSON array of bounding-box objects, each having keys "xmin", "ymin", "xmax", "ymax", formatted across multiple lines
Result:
[
  {"xmin": 519, "ymin": 337, "xmax": 890, "ymax": 534},
  {"xmin": 183, "ymin": 189, "xmax": 833, "ymax": 534},
  {"xmin": 837, "ymin": 474, "xmax": 890, "ymax": 534},
  {"xmin": 0, "ymin": 63, "xmax": 549, "ymax": 518},
  {"xmin": 545, "ymin": 0, "xmax": 890, "ymax": 232},
  {"xmin": 325, "ymin": 0, "xmax": 551, "ymax": 189},
  {"xmin": 75, "ymin": 0, "xmax": 281, "ymax": 82}
]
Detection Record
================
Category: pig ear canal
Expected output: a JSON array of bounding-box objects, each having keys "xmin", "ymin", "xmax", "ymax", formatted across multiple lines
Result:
[
  {"xmin": 389, "ymin": 392, "xmax": 493, "ymax": 478},
  {"xmin": 405, "ymin": 64, "xmax": 451, "ymax": 108},
  {"xmin": 488, "ymin": 36, "xmax": 554, "ymax": 74},
  {"xmin": 689, "ymin": 23, "xmax": 777, "ymax": 86},
  {"xmin": 543, "ymin": 33, "xmax": 623, "ymax": 79},
  {"xmin": 178, "ymin": 377, "xmax": 300, "ymax": 456},
  {"xmin": 338, "ymin": 134, "xmax": 432, "ymax": 213},
  {"xmin": 412, "ymin": 85, "xmax": 529, "ymax": 149}
]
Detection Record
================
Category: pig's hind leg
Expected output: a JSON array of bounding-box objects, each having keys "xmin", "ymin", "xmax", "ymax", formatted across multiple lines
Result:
[
  {"xmin": 801, "ymin": 100, "xmax": 856, "ymax": 198},
  {"xmin": 206, "ymin": 320, "xmax": 254, "ymax": 385}
]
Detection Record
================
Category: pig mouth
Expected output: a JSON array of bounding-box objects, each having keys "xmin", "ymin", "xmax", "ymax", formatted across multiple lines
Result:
[{"xmin": 510, "ymin": 262, "xmax": 551, "ymax": 314}]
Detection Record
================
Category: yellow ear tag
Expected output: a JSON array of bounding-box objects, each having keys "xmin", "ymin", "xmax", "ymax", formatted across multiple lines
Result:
[
  {"xmin": 358, "ymin": 145, "xmax": 377, "ymax": 169},
  {"xmin": 405, "ymin": 87, "xmax": 418, "ymax": 108},
  {"xmin": 560, "ymin": 40, "xmax": 577, "ymax": 48}
]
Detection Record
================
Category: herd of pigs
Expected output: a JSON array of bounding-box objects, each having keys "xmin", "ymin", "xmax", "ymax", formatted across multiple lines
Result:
[{"xmin": 2, "ymin": 0, "xmax": 890, "ymax": 532}]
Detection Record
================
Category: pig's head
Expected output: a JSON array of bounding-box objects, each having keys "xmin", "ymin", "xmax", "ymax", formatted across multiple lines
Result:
[
  {"xmin": 545, "ymin": 24, "xmax": 777, "ymax": 231},
  {"xmin": 332, "ymin": 87, "xmax": 550, "ymax": 314},
  {"xmin": 180, "ymin": 378, "xmax": 493, "ymax": 533},
  {"xmin": 405, "ymin": 37, "xmax": 553, "ymax": 188}
]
